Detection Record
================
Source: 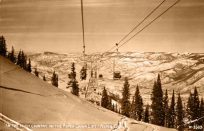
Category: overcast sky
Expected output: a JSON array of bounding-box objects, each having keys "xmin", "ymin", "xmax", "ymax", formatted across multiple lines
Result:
[{"xmin": 0, "ymin": 0, "xmax": 204, "ymax": 53}]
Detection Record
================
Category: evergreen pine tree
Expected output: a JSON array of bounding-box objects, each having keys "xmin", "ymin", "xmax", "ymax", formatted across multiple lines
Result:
[
  {"xmin": 16, "ymin": 50, "xmax": 27, "ymax": 70},
  {"xmin": 186, "ymin": 87, "xmax": 200, "ymax": 127},
  {"xmin": 163, "ymin": 89, "xmax": 169, "ymax": 127},
  {"xmin": 115, "ymin": 103, "xmax": 118, "ymax": 113},
  {"xmin": 168, "ymin": 90, "xmax": 176, "ymax": 128},
  {"xmin": 68, "ymin": 62, "xmax": 76, "ymax": 87},
  {"xmin": 21, "ymin": 51, "xmax": 25, "ymax": 68},
  {"xmin": 186, "ymin": 88, "xmax": 203, "ymax": 128},
  {"xmin": 51, "ymin": 71, "xmax": 58, "ymax": 87},
  {"xmin": 21, "ymin": 51, "xmax": 27, "ymax": 70},
  {"xmin": 17, "ymin": 50, "xmax": 22, "ymax": 66},
  {"xmin": 192, "ymin": 87, "xmax": 200, "ymax": 126},
  {"xmin": 26, "ymin": 58, "xmax": 32, "ymax": 72},
  {"xmin": 68, "ymin": 63, "xmax": 79, "ymax": 96},
  {"xmin": 143, "ymin": 104, "xmax": 150, "ymax": 123},
  {"xmin": 80, "ymin": 66, "xmax": 87, "ymax": 80},
  {"xmin": 0, "ymin": 36, "xmax": 7, "ymax": 57},
  {"xmin": 106, "ymin": 97, "xmax": 112, "ymax": 110},
  {"xmin": 68, "ymin": 63, "xmax": 76, "ymax": 80},
  {"xmin": 186, "ymin": 92, "xmax": 194, "ymax": 124},
  {"xmin": 121, "ymin": 77, "xmax": 131, "ymax": 117},
  {"xmin": 101, "ymin": 87, "xmax": 109, "ymax": 108},
  {"xmin": 8, "ymin": 46, "xmax": 16, "ymax": 63},
  {"xmin": 71, "ymin": 80, "xmax": 79, "ymax": 96},
  {"xmin": 176, "ymin": 93, "xmax": 184, "ymax": 131},
  {"xmin": 111, "ymin": 104, "xmax": 115, "ymax": 112},
  {"xmin": 199, "ymin": 98, "xmax": 204, "ymax": 127},
  {"xmin": 130, "ymin": 96, "xmax": 136, "ymax": 118},
  {"xmin": 151, "ymin": 74, "xmax": 165, "ymax": 126},
  {"xmin": 131, "ymin": 85, "xmax": 143, "ymax": 121}
]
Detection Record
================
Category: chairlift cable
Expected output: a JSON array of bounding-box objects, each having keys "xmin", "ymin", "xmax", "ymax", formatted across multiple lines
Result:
[
  {"xmin": 80, "ymin": 0, "xmax": 86, "ymax": 62},
  {"xmin": 100, "ymin": 0, "xmax": 169, "ymax": 57},
  {"xmin": 117, "ymin": 0, "xmax": 180, "ymax": 50},
  {"xmin": 117, "ymin": 0, "xmax": 167, "ymax": 44}
]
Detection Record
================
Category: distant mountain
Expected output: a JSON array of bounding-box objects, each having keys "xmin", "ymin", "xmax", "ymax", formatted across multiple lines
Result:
[{"xmin": 28, "ymin": 52, "xmax": 204, "ymax": 103}]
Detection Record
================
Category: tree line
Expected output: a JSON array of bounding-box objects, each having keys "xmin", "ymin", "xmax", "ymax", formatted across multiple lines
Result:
[
  {"xmin": 0, "ymin": 35, "xmax": 81, "ymax": 96},
  {"xmin": 101, "ymin": 74, "xmax": 204, "ymax": 131},
  {"xmin": 0, "ymin": 36, "xmax": 31, "ymax": 72},
  {"xmin": 0, "ymin": 36, "xmax": 59, "ymax": 88}
]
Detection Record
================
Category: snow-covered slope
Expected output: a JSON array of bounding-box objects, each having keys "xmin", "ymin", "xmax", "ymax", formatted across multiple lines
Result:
[
  {"xmin": 29, "ymin": 52, "xmax": 204, "ymax": 103},
  {"xmin": 0, "ymin": 56, "xmax": 176, "ymax": 131}
]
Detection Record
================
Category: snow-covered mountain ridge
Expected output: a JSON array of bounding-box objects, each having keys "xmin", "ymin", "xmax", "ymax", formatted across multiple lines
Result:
[{"xmin": 28, "ymin": 52, "xmax": 204, "ymax": 103}]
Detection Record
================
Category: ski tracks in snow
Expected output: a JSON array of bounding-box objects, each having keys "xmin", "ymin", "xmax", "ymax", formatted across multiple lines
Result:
[{"xmin": 0, "ymin": 113, "xmax": 32, "ymax": 131}]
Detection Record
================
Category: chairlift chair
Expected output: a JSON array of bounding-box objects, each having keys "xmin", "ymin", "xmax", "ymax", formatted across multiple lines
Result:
[{"xmin": 113, "ymin": 71, "xmax": 121, "ymax": 80}]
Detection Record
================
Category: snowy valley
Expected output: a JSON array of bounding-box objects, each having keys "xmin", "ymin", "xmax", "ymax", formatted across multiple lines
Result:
[{"xmin": 29, "ymin": 52, "xmax": 204, "ymax": 104}]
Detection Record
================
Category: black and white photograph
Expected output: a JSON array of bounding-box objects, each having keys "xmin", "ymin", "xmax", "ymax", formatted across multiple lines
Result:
[{"xmin": 0, "ymin": 0, "xmax": 204, "ymax": 130}]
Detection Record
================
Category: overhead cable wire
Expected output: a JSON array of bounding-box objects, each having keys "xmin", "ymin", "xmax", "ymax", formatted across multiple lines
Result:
[
  {"xmin": 92, "ymin": 0, "xmax": 180, "ymax": 64},
  {"xmin": 117, "ymin": 0, "xmax": 181, "ymax": 50},
  {"xmin": 117, "ymin": 0, "xmax": 167, "ymax": 44},
  {"xmin": 101, "ymin": 0, "xmax": 169, "ymax": 56}
]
